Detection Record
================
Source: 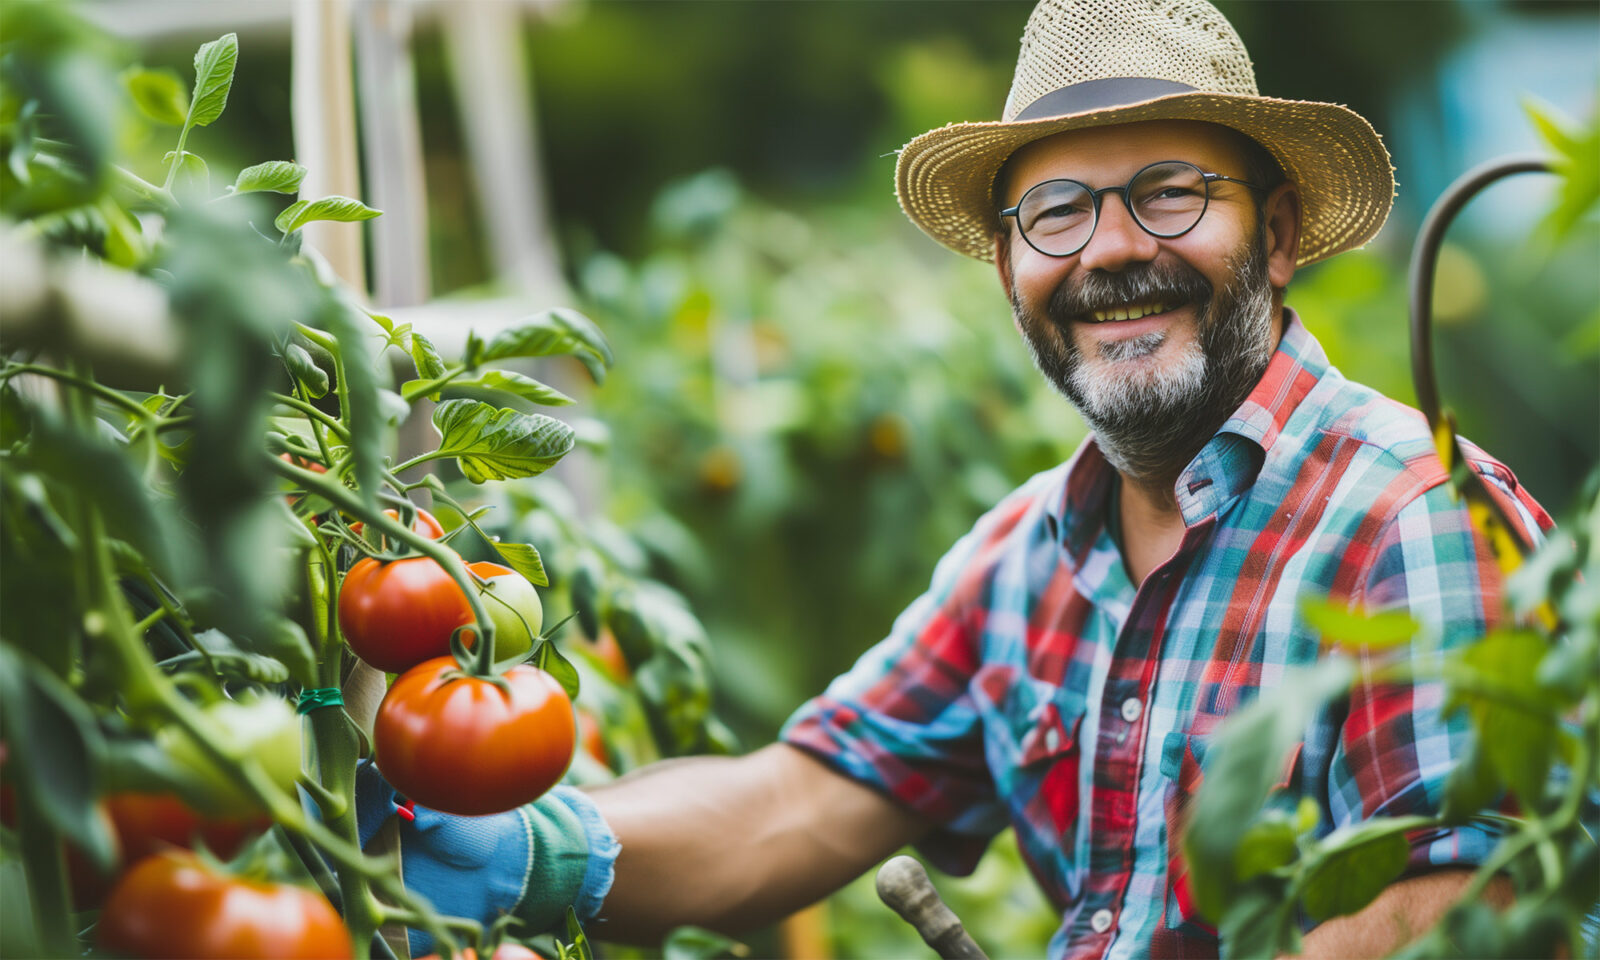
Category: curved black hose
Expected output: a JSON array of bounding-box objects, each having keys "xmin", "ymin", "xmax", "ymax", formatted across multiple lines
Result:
[{"xmin": 1408, "ymin": 155, "xmax": 1554, "ymax": 428}]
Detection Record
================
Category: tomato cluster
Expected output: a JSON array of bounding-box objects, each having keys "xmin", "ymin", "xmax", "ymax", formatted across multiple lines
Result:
[{"xmin": 335, "ymin": 508, "xmax": 573, "ymax": 817}]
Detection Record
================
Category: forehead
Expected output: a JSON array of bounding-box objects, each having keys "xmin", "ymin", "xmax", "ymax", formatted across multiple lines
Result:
[{"xmin": 1002, "ymin": 120, "xmax": 1251, "ymax": 201}]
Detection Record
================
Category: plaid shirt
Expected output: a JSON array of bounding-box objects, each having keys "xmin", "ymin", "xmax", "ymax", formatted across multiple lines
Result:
[{"xmin": 782, "ymin": 312, "xmax": 1551, "ymax": 959}]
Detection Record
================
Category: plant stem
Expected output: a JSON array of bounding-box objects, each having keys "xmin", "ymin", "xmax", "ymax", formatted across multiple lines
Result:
[
  {"xmin": 270, "ymin": 392, "xmax": 352, "ymax": 442},
  {"xmin": 14, "ymin": 790, "xmax": 75, "ymax": 957},
  {"xmin": 1, "ymin": 363, "xmax": 156, "ymax": 421}
]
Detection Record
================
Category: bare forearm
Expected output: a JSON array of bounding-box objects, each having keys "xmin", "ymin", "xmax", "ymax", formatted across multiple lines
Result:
[
  {"xmin": 585, "ymin": 743, "xmax": 930, "ymax": 944},
  {"xmin": 1293, "ymin": 869, "xmax": 1513, "ymax": 959}
]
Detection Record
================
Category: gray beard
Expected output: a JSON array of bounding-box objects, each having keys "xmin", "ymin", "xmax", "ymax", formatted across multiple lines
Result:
[{"xmin": 1010, "ymin": 233, "xmax": 1277, "ymax": 487}]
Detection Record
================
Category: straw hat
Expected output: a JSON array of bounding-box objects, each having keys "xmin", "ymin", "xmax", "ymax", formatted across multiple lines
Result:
[{"xmin": 895, "ymin": 0, "xmax": 1395, "ymax": 266}]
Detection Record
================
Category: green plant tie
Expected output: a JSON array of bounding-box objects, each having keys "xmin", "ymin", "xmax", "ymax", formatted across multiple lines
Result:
[{"xmin": 296, "ymin": 687, "xmax": 345, "ymax": 715}]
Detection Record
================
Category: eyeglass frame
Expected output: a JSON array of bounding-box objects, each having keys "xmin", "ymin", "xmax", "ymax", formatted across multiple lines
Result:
[{"xmin": 998, "ymin": 160, "xmax": 1267, "ymax": 258}]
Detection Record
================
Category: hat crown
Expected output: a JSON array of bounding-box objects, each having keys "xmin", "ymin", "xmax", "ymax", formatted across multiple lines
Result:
[{"xmin": 1003, "ymin": 0, "xmax": 1259, "ymax": 121}]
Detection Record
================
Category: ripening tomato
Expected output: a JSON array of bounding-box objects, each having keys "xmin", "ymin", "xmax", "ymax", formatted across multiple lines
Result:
[
  {"xmin": 98, "ymin": 850, "xmax": 352, "ymax": 959},
  {"xmin": 157, "ymin": 695, "xmax": 303, "ymax": 814},
  {"xmin": 339, "ymin": 555, "xmax": 474, "ymax": 673},
  {"xmin": 575, "ymin": 708, "xmax": 610, "ymax": 769},
  {"xmin": 106, "ymin": 791, "xmax": 271, "ymax": 863},
  {"xmin": 374, "ymin": 657, "xmax": 575, "ymax": 816},
  {"xmin": 349, "ymin": 507, "xmax": 446, "ymax": 542},
  {"xmin": 460, "ymin": 561, "xmax": 542, "ymax": 663}
]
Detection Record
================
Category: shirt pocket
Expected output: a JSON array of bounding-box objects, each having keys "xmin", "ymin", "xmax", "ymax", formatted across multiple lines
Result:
[
  {"xmin": 1158, "ymin": 716, "xmax": 1305, "ymax": 938},
  {"xmin": 1007, "ymin": 682, "xmax": 1087, "ymax": 842}
]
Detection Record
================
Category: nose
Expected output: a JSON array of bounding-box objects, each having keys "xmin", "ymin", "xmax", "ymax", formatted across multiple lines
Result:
[{"xmin": 1076, "ymin": 192, "xmax": 1159, "ymax": 272}]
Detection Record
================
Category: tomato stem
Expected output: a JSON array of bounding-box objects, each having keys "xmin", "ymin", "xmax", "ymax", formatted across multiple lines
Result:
[{"xmin": 13, "ymin": 788, "xmax": 75, "ymax": 956}]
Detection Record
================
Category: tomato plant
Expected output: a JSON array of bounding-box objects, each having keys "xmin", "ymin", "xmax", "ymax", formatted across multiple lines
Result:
[
  {"xmin": 104, "ymin": 790, "xmax": 270, "ymax": 863},
  {"xmin": 463, "ymin": 561, "xmax": 544, "ymax": 663},
  {"xmin": 374, "ymin": 657, "xmax": 577, "ymax": 816},
  {"xmin": 338, "ymin": 555, "xmax": 475, "ymax": 673},
  {"xmin": 98, "ymin": 850, "xmax": 352, "ymax": 960},
  {"xmin": 349, "ymin": 506, "xmax": 446, "ymax": 541}
]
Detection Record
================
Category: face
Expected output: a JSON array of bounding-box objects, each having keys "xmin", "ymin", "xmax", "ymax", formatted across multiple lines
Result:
[{"xmin": 996, "ymin": 120, "xmax": 1300, "ymax": 481}]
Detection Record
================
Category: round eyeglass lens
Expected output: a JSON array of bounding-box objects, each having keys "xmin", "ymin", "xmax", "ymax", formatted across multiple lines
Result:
[
  {"xmin": 1128, "ymin": 161, "xmax": 1208, "ymax": 237},
  {"xmin": 1016, "ymin": 179, "xmax": 1096, "ymax": 256}
]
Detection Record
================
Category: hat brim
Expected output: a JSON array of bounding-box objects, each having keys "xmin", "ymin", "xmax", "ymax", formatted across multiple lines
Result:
[{"xmin": 894, "ymin": 91, "xmax": 1395, "ymax": 266}]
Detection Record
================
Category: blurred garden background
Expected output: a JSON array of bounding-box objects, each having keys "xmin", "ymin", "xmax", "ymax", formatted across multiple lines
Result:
[{"xmin": 57, "ymin": 1, "xmax": 1600, "ymax": 956}]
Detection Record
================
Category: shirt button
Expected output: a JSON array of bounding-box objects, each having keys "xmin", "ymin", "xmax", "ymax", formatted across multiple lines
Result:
[
  {"xmin": 1120, "ymin": 698, "xmax": 1143, "ymax": 723},
  {"xmin": 1090, "ymin": 908, "xmax": 1115, "ymax": 933},
  {"xmin": 1044, "ymin": 727, "xmax": 1061, "ymax": 752}
]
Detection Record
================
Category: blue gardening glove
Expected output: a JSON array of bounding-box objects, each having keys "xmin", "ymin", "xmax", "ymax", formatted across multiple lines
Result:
[{"xmin": 355, "ymin": 763, "xmax": 619, "ymax": 956}]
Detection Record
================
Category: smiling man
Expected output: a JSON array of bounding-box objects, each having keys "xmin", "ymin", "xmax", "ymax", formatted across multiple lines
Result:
[{"xmin": 363, "ymin": 1, "xmax": 1551, "ymax": 957}]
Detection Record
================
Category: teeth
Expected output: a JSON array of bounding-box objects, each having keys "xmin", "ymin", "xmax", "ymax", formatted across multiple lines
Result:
[{"xmin": 1091, "ymin": 302, "xmax": 1170, "ymax": 323}]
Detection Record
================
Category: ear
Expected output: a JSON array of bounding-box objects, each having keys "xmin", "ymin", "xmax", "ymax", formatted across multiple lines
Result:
[
  {"xmin": 993, "ymin": 233, "xmax": 1013, "ymax": 292},
  {"xmin": 1261, "ymin": 182, "xmax": 1301, "ymax": 289}
]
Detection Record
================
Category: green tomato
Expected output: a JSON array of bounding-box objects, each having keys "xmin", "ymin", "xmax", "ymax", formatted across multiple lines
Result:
[
  {"xmin": 466, "ymin": 561, "xmax": 543, "ymax": 663},
  {"xmin": 158, "ymin": 694, "xmax": 302, "ymax": 815}
]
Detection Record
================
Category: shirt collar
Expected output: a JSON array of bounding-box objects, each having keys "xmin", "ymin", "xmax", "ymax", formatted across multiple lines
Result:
[{"xmin": 1048, "ymin": 308, "xmax": 1331, "ymax": 543}]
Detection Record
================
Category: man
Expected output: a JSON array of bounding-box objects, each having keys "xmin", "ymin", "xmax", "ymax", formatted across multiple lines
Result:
[{"xmin": 364, "ymin": 1, "xmax": 1550, "ymax": 956}]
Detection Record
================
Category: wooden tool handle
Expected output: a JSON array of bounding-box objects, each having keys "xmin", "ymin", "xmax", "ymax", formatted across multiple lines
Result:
[{"xmin": 875, "ymin": 856, "xmax": 989, "ymax": 960}]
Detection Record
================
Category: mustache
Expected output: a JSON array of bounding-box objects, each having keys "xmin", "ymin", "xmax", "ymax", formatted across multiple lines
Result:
[{"xmin": 1045, "ymin": 259, "xmax": 1214, "ymax": 323}]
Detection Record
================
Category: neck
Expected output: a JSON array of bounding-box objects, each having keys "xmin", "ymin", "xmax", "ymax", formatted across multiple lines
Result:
[{"xmin": 1114, "ymin": 472, "xmax": 1188, "ymax": 584}]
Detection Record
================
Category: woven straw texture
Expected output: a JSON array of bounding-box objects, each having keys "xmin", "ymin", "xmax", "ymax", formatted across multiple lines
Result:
[{"xmin": 896, "ymin": 0, "xmax": 1395, "ymax": 267}]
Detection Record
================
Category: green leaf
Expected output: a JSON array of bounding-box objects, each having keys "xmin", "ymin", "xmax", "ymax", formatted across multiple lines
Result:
[
  {"xmin": 564, "ymin": 906, "xmax": 594, "ymax": 960},
  {"xmin": 274, "ymin": 195, "xmax": 381, "ymax": 235},
  {"xmin": 164, "ymin": 150, "xmax": 209, "ymax": 195},
  {"xmin": 187, "ymin": 33, "xmax": 238, "ymax": 129},
  {"xmin": 494, "ymin": 540, "xmax": 549, "ymax": 587},
  {"xmin": 1217, "ymin": 877, "xmax": 1300, "ymax": 960},
  {"xmin": 534, "ymin": 639, "xmax": 580, "ymax": 701},
  {"xmin": 474, "ymin": 308, "xmax": 614, "ymax": 383},
  {"xmin": 1440, "ymin": 737, "xmax": 1501, "ymax": 825},
  {"xmin": 1455, "ymin": 629, "xmax": 1558, "ymax": 804},
  {"xmin": 283, "ymin": 342, "xmax": 329, "ymax": 398},
  {"xmin": 1524, "ymin": 97, "xmax": 1600, "ymax": 244},
  {"xmin": 231, "ymin": 160, "xmax": 306, "ymax": 196},
  {"xmin": 1234, "ymin": 815, "xmax": 1299, "ymax": 882},
  {"xmin": 410, "ymin": 331, "xmax": 446, "ymax": 382},
  {"xmin": 0, "ymin": 646, "xmax": 117, "ymax": 871},
  {"xmin": 663, "ymin": 926, "xmax": 748, "ymax": 960},
  {"xmin": 425, "ymin": 369, "xmax": 577, "ymax": 408},
  {"xmin": 1300, "ymin": 826, "xmax": 1410, "ymax": 922},
  {"xmin": 1185, "ymin": 659, "xmax": 1355, "ymax": 922},
  {"xmin": 1301, "ymin": 598, "xmax": 1419, "ymax": 649},
  {"xmin": 122, "ymin": 67, "xmax": 188, "ymax": 126},
  {"xmin": 431, "ymin": 399, "xmax": 576, "ymax": 483}
]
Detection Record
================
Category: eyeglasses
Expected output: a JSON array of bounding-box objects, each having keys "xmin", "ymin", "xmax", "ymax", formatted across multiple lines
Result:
[{"xmin": 999, "ymin": 160, "xmax": 1265, "ymax": 258}]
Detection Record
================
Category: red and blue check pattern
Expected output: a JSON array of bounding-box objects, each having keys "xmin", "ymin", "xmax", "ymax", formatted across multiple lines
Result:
[{"xmin": 783, "ymin": 312, "xmax": 1550, "ymax": 959}]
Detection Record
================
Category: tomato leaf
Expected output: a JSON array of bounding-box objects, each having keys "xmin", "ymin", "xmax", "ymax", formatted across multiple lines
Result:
[
  {"xmin": 410, "ymin": 331, "xmax": 446, "ymax": 382},
  {"xmin": 273, "ymin": 195, "xmax": 382, "ymax": 235},
  {"xmin": 1234, "ymin": 814, "xmax": 1299, "ymax": 882},
  {"xmin": 535, "ymin": 640, "xmax": 581, "ymax": 701},
  {"xmin": 186, "ymin": 33, "xmax": 238, "ymax": 130},
  {"xmin": 283, "ymin": 343, "xmax": 329, "ymax": 398},
  {"xmin": 431, "ymin": 399, "xmax": 576, "ymax": 483},
  {"xmin": 230, "ymin": 160, "xmax": 306, "ymax": 196},
  {"xmin": 1301, "ymin": 598, "xmax": 1419, "ymax": 649},
  {"xmin": 451, "ymin": 369, "xmax": 577, "ymax": 407},
  {"xmin": 1440, "ymin": 737, "xmax": 1501, "ymax": 825},
  {"xmin": 494, "ymin": 540, "xmax": 550, "ymax": 587},
  {"xmin": 163, "ymin": 150, "xmax": 209, "ymax": 196},
  {"xmin": 1453, "ymin": 629, "xmax": 1558, "ymax": 804},
  {"xmin": 472, "ymin": 308, "xmax": 614, "ymax": 384},
  {"xmin": 122, "ymin": 67, "xmax": 188, "ymax": 126},
  {"xmin": 1217, "ymin": 877, "xmax": 1300, "ymax": 960},
  {"xmin": 663, "ymin": 925, "xmax": 749, "ymax": 960},
  {"xmin": 1300, "ymin": 825, "xmax": 1409, "ymax": 922},
  {"xmin": 564, "ymin": 907, "xmax": 595, "ymax": 960},
  {"xmin": 0, "ymin": 646, "xmax": 117, "ymax": 871}
]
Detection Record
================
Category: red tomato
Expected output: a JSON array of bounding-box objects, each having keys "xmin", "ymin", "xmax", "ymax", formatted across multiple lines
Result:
[
  {"xmin": 338, "ymin": 555, "xmax": 474, "ymax": 673},
  {"xmin": 98, "ymin": 850, "xmax": 352, "ymax": 959},
  {"xmin": 374, "ymin": 657, "xmax": 575, "ymax": 816},
  {"xmin": 105, "ymin": 791, "xmax": 271, "ymax": 863},
  {"xmin": 349, "ymin": 507, "xmax": 446, "ymax": 541},
  {"xmin": 279, "ymin": 452, "xmax": 327, "ymax": 474},
  {"xmin": 581, "ymin": 627, "xmax": 631, "ymax": 683}
]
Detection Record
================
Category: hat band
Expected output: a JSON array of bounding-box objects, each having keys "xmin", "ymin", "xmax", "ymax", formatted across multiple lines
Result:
[{"xmin": 1013, "ymin": 77, "xmax": 1198, "ymax": 122}]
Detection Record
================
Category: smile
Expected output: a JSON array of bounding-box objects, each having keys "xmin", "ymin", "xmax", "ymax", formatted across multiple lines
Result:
[{"xmin": 1087, "ymin": 301, "xmax": 1173, "ymax": 323}]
